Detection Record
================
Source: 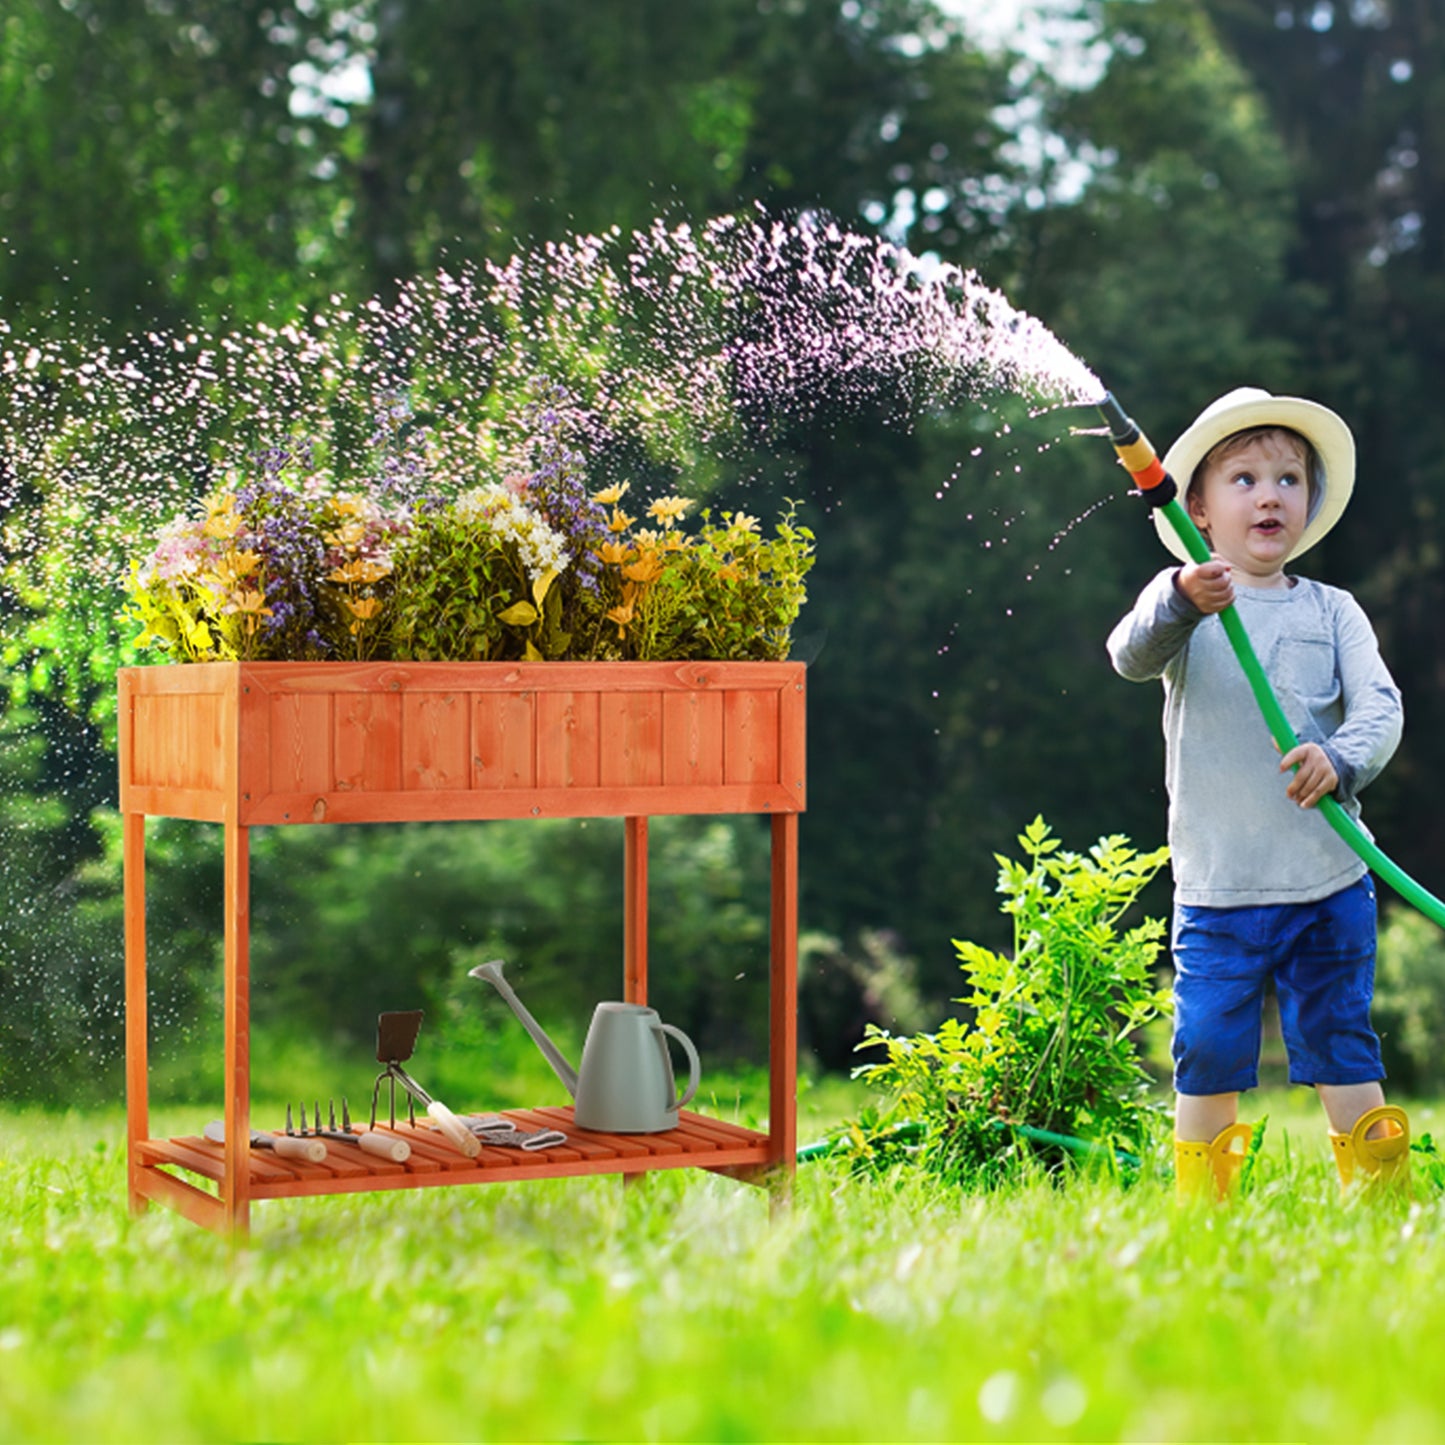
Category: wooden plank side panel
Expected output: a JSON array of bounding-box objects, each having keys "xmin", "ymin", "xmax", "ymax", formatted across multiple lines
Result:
[
  {"xmin": 131, "ymin": 693, "xmax": 227, "ymax": 793},
  {"xmin": 662, "ymin": 690, "xmax": 725, "ymax": 787},
  {"xmin": 599, "ymin": 692, "xmax": 663, "ymax": 788},
  {"xmin": 472, "ymin": 691, "xmax": 537, "ymax": 790},
  {"xmin": 265, "ymin": 690, "xmax": 332, "ymax": 794},
  {"xmin": 402, "ymin": 692, "xmax": 471, "ymax": 791},
  {"xmin": 535, "ymin": 691, "xmax": 600, "ymax": 789},
  {"xmin": 334, "ymin": 691, "xmax": 403, "ymax": 793},
  {"xmin": 182, "ymin": 693, "xmax": 227, "ymax": 792},
  {"xmin": 723, "ymin": 689, "xmax": 781, "ymax": 785}
]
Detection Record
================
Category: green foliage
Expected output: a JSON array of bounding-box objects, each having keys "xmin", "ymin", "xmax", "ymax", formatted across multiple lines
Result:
[
  {"xmin": 850, "ymin": 817, "xmax": 1172, "ymax": 1183},
  {"xmin": 578, "ymin": 495, "xmax": 816, "ymax": 661},
  {"xmin": 124, "ymin": 467, "xmax": 814, "ymax": 666},
  {"xmin": 1372, "ymin": 904, "xmax": 1445, "ymax": 1095},
  {"xmin": 0, "ymin": 0, "xmax": 350, "ymax": 335},
  {"xmin": 383, "ymin": 505, "xmax": 539, "ymax": 662}
]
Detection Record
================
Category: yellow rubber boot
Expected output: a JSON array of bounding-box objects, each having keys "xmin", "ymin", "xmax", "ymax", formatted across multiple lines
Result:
[
  {"xmin": 1174, "ymin": 1123, "xmax": 1252, "ymax": 1205},
  {"xmin": 1330, "ymin": 1105, "xmax": 1411, "ymax": 1200}
]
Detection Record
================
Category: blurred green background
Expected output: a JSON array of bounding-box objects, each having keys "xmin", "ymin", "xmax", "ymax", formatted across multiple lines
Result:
[{"xmin": 4, "ymin": 0, "xmax": 1445, "ymax": 1103}]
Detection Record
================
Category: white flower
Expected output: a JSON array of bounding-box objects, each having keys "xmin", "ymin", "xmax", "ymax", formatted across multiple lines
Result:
[{"xmin": 455, "ymin": 486, "xmax": 570, "ymax": 582}]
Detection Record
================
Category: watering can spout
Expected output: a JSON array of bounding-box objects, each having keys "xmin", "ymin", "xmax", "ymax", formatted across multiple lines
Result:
[{"xmin": 468, "ymin": 960, "xmax": 580, "ymax": 1098}]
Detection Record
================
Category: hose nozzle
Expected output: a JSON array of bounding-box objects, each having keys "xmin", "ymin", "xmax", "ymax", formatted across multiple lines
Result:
[{"xmin": 1099, "ymin": 392, "xmax": 1176, "ymax": 507}]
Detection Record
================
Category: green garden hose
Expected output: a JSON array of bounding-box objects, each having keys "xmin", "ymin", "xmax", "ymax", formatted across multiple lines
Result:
[
  {"xmin": 1099, "ymin": 393, "xmax": 1445, "ymax": 929},
  {"xmin": 797, "ymin": 1119, "xmax": 1139, "ymax": 1168}
]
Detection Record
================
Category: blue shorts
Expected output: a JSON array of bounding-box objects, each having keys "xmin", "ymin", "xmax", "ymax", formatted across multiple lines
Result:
[{"xmin": 1171, "ymin": 877, "xmax": 1384, "ymax": 1095}]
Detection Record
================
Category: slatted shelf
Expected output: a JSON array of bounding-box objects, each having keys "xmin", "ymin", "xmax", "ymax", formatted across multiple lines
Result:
[{"xmin": 136, "ymin": 1109, "xmax": 771, "ymax": 1203}]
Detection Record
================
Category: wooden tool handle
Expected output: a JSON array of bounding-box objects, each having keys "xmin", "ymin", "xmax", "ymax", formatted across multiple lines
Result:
[
  {"xmin": 271, "ymin": 1133, "xmax": 327, "ymax": 1163},
  {"xmin": 427, "ymin": 1100, "xmax": 481, "ymax": 1157},
  {"xmin": 358, "ymin": 1131, "xmax": 411, "ymax": 1162}
]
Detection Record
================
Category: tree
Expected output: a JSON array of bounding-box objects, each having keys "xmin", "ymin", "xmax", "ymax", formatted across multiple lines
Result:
[{"xmin": 0, "ymin": 0, "xmax": 352, "ymax": 337}]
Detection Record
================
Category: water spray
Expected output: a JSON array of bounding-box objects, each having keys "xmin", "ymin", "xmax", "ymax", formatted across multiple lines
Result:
[{"xmin": 1098, "ymin": 392, "xmax": 1445, "ymax": 929}]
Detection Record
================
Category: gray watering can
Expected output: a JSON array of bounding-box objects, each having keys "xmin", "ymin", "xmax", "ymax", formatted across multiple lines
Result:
[{"xmin": 469, "ymin": 960, "xmax": 700, "ymax": 1133}]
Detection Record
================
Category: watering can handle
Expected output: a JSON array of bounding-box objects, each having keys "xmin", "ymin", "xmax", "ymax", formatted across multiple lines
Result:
[{"xmin": 657, "ymin": 1023, "xmax": 701, "ymax": 1112}]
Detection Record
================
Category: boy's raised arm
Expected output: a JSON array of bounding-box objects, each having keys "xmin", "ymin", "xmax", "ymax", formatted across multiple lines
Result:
[{"xmin": 1107, "ymin": 567, "xmax": 1204, "ymax": 682}]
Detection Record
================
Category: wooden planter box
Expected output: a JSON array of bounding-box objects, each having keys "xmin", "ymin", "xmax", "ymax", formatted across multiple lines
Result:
[{"xmin": 119, "ymin": 660, "xmax": 805, "ymax": 1235}]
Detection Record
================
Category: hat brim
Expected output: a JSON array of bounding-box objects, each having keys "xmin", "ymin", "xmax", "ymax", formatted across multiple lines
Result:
[{"xmin": 1154, "ymin": 394, "xmax": 1355, "ymax": 564}]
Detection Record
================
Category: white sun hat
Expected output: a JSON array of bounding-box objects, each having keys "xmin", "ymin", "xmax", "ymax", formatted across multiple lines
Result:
[{"xmin": 1154, "ymin": 386, "xmax": 1356, "ymax": 563}]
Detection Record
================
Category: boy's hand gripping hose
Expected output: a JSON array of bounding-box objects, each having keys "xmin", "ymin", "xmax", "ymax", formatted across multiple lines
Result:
[{"xmin": 1098, "ymin": 393, "xmax": 1445, "ymax": 929}]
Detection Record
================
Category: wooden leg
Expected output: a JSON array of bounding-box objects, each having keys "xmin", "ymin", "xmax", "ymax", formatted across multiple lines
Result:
[
  {"xmin": 221, "ymin": 820, "xmax": 252, "ymax": 1238},
  {"xmin": 123, "ymin": 812, "xmax": 148, "ymax": 1216},
  {"xmin": 624, "ymin": 816, "xmax": 648, "ymax": 1006},
  {"xmin": 768, "ymin": 813, "xmax": 799, "ymax": 1183}
]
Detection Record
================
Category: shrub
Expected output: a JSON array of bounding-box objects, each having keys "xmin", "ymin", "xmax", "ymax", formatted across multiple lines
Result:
[
  {"xmin": 1373, "ymin": 903, "xmax": 1445, "ymax": 1094},
  {"xmin": 845, "ymin": 817, "xmax": 1172, "ymax": 1184}
]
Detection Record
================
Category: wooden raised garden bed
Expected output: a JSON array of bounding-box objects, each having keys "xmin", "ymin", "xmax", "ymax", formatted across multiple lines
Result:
[{"xmin": 119, "ymin": 659, "xmax": 805, "ymax": 1235}]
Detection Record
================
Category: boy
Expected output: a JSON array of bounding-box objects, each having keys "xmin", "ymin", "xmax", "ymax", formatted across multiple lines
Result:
[{"xmin": 1107, "ymin": 387, "xmax": 1409, "ymax": 1202}]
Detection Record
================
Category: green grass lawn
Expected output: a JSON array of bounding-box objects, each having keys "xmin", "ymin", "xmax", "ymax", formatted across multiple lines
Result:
[{"xmin": 3, "ymin": 1085, "xmax": 1444, "ymax": 1444}]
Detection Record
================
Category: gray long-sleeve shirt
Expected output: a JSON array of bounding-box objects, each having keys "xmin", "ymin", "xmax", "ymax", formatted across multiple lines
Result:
[{"xmin": 1107, "ymin": 568, "xmax": 1402, "ymax": 906}]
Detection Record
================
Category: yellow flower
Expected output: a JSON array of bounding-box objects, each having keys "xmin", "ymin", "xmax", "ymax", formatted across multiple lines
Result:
[
  {"xmin": 325, "ymin": 521, "xmax": 368, "ymax": 549},
  {"xmin": 727, "ymin": 511, "xmax": 760, "ymax": 534},
  {"xmin": 606, "ymin": 601, "xmax": 634, "ymax": 638},
  {"xmin": 592, "ymin": 481, "xmax": 631, "ymax": 506},
  {"xmin": 202, "ymin": 495, "xmax": 242, "ymax": 540},
  {"xmin": 344, "ymin": 594, "xmax": 383, "ymax": 636},
  {"xmin": 633, "ymin": 527, "xmax": 662, "ymax": 548},
  {"xmin": 210, "ymin": 550, "xmax": 263, "ymax": 587},
  {"xmin": 594, "ymin": 540, "xmax": 630, "ymax": 567},
  {"xmin": 623, "ymin": 553, "xmax": 664, "ymax": 585},
  {"xmin": 607, "ymin": 508, "xmax": 635, "ymax": 534},
  {"xmin": 329, "ymin": 557, "xmax": 392, "ymax": 586},
  {"xmin": 228, "ymin": 587, "xmax": 273, "ymax": 635},
  {"xmin": 646, "ymin": 495, "xmax": 692, "ymax": 529}
]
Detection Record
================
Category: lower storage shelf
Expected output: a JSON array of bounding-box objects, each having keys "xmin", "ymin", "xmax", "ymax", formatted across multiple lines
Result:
[{"xmin": 135, "ymin": 1108, "xmax": 774, "ymax": 1220}]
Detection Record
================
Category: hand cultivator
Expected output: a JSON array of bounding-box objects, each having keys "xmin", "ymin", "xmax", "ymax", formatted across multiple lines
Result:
[
  {"xmin": 287, "ymin": 1099, "xmax": 412, "ymax": 1162},
  {"xmin": 370, "ymin": 1009, "xmax": 481, "ymax": 1157}
]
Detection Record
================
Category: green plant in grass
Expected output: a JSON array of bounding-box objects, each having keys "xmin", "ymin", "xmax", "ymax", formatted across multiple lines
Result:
[
  {"xmin": 848, "ymin": 816, "xmax": 1172, "ymax": 1184},
  {"xmin": 1372, "ymin": 903, "xmax": 1445, "ymax": 1093}
]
